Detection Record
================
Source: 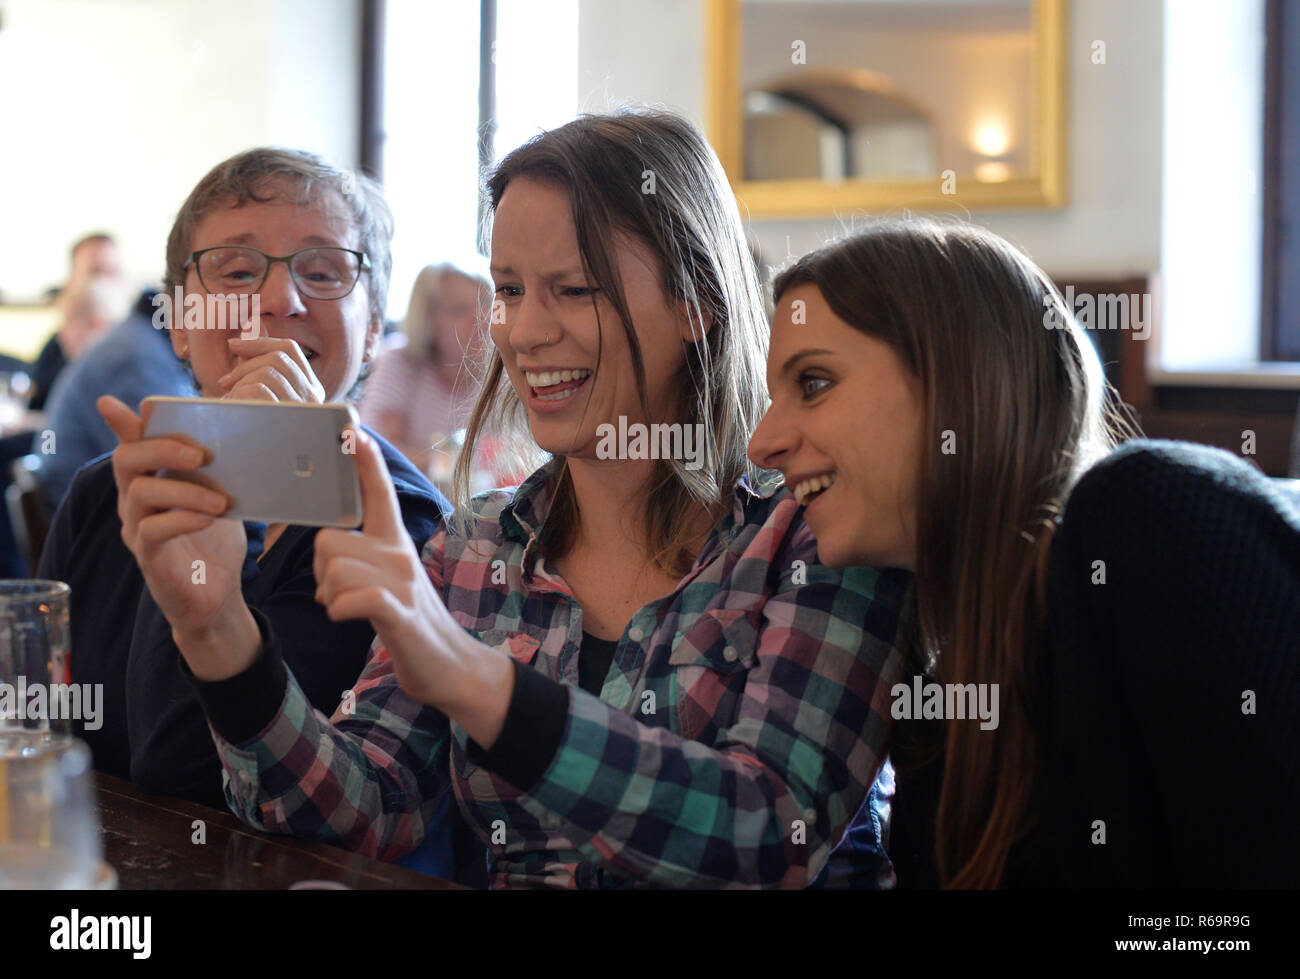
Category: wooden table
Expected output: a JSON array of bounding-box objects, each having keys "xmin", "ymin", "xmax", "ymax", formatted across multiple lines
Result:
[{"xmin": 96, "ymin": 773, "xmax": 461, "ymax": 890}]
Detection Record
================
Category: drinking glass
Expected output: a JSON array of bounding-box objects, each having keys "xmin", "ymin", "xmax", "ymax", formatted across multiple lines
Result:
[
  {"xmin": 0, "ymin": 734, "xmax": 103, "ymax": 888},
  {"xmin": 0, "ymin": 580, "xmax": 72, "ymax": 740}
]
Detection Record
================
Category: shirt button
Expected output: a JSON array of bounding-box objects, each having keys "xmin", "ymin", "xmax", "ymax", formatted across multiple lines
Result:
[
  {"xmin": 722, "ymin": 645, "xmax": 739, "ymax": 663},
  {"xmin": 803, "ymin": 807, "xmax": 817, "ymax": 824},
  {"xmin": 628, "ymin": 626, "xmax": 644, "ymax": 643}
]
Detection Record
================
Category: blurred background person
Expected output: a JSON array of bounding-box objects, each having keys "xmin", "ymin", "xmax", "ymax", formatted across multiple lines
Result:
[
  {"xmin": 0, "ymin": 239, "xmax": 130, "ymax": 574},
  {"xmin": 28, "ymin": 275, "xmax": 129, "ymax": 411},
  {"xmin": 360, "ymin": 261, "xmax": 490, "ymax": 477},
  {"xmin": 42, "ymin": 231, "xmax": 123, "ymax": 303},
  {"xmin": 38, "ymin": 287, "xmax": 195, "ymax": 508}
]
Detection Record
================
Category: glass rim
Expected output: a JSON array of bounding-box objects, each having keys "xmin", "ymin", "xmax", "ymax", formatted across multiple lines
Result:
[
  {"xmin": 0, "ymin": 731, "xmax": 86, "ymax": 761},
  {"xmin": 0, "ymin": 579, "xmax": 70, "ymax": 601}
]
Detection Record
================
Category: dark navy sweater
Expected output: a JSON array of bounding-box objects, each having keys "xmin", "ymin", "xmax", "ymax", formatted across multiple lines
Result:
[{"xmin": 887, "ymin": 440, "xmax": 1300, "ymax": 887}]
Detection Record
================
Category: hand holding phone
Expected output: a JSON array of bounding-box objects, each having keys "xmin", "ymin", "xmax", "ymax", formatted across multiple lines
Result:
[
  {"xmin": 98, "ymin": 395, "xmax": 262, "ymax": 682},
  {"xmin": 141, "ymin": 396, "xmax": 363, "ymax": 527}
]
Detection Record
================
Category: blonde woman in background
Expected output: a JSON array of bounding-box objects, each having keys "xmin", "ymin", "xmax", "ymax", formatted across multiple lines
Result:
[{"xmin": 360, "ymin": 262, "xmax": 492, "ymax": 475}]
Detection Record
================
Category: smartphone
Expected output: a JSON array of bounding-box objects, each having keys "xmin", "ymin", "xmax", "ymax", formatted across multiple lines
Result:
[{"xmin": 141, "ymin": 396, "xmax": 363, "ymax": 527}]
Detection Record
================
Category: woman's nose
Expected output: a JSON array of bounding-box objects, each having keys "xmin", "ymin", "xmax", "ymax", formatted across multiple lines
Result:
[
  {"xmin": 506, "ymin": 293, "xmax": 553, "ymax": 352},
  {"xmin": 256, "ymin": 260, "xmax": 309, "ymax": 319},
  {"xmin": 747, "ymin": 401, "xmax": 796, "ymax": 470}
]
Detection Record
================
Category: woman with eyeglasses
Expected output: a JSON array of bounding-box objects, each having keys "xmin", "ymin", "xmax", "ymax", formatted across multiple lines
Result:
[
  {"xmin": 746, "ymin": 219, "xmax": 1300, "ymax": 887},
  {"xmin": 38, "ymin": 148, "xmax": 463, "ymax": 879},
  {"xmin": 162, "ymin": 110, "xmax": 909, "ymax": 888}
]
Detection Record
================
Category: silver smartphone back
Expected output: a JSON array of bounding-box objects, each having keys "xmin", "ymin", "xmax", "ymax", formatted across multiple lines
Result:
[{"xmin": 141, "ymin": 397, "xmax": 363, "ymax": 527}]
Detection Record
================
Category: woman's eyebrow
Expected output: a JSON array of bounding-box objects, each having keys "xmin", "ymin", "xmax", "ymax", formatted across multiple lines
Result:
[
  {"xmin": 488, "ymin": 263, "xmax": 587, "ymax": 281},
  {"xmin": 779, "ymin": 348, "xmax": 834, "ymax": 376}
]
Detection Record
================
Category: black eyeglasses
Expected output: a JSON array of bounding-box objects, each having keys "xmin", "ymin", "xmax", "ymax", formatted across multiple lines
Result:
[{"xmin": 184, "ymin": 246, "xmax": 371, "ymax": 301}]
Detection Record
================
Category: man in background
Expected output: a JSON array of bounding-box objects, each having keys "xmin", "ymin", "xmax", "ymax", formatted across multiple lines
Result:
[
  {"xmin": 42, "ymin": 232, "xmax": 122, "ymax": 302},
  {"xmin": 39, "ymin": 287, "xmax": 194, "ymax": 507},
  {"xmin": 28, "ymin": 277, "xmax": 127, "ymax": 410},
  {"xmin": 29, "ymin": 233, "xmax": 128, "ymax": 408}
]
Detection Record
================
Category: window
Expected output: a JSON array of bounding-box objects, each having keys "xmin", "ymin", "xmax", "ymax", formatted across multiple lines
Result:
[
  {"xmin": 375, "ymin": 0, "xmax": 578, "ymax": 320},
  {"xmin": 1160, "ymin": 0, "xmax": 1266, "ymax": 370},
  {"xmin": 380, "ymin": 1, "xmax": 484, "ymax": 320},
  {"xmin": 1263, "ymin": 0, "xmax": 1300, "ymax": 360}
]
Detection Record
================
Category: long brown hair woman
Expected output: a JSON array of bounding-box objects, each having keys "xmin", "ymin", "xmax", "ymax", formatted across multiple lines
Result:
[{"xmin": 748, "ymin": 218, "xmax": 1300, "ymax": 888}]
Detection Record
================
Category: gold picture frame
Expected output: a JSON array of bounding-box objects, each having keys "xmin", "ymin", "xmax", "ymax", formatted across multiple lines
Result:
[{"xmin": 704, "ymin": 0, "xmax": 1069, "ymax": 217}]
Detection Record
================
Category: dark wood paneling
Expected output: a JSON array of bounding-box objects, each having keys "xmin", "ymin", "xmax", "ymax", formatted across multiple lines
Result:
[
  {"xmin": 1052, "ymin": 273, "xmax": 1300, "ymax": 477},
  {"xmin": 1133, "ymin": 405, "xmax": 1296, "ymax": 477}
]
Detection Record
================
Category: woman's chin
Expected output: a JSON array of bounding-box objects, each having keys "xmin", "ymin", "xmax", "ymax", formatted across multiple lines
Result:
[
  {"xmin": 526, "ymin": 427, "xmax": 586, "ymax": 460},
  {"xmin": 812, "ymin": 530, "xmax": 902, "ymax": 571},
  {"xmin": 813, "ymin": 540, "xmax": 852, "ymax": 569}
]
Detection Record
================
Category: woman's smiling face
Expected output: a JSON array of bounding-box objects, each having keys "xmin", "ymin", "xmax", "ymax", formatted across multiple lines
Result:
[
  {"xmin": 173, "ymin": 185, "xmax": 378, "ymax": 401},
  {"xmin": 489, "ymin": 176, "xmax": 694, "ymax": 460},
  {"xmin": 748, "ymin": 283, "xmax": 925, "ymax": 570}
]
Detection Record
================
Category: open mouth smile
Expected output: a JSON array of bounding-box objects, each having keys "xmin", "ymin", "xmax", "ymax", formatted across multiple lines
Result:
[
  {"xmin": 525, "ymin": 368, "xmax": 592, "ymax": 402},
  {"xmin": 791, "ymin": 471, "xmax": 837, "ymax": 507}
]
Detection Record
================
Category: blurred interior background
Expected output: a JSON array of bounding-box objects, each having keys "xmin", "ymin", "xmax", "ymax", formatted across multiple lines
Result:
[{"xmin": 0, "ymin": 0, "xmax": 1297, "ymax": 480}]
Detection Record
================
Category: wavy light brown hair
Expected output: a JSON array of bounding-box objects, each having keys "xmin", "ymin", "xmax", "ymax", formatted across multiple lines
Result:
[
  {"xmin": 773, "ymin": 218, "xmax": 1136, "ymax": 888},
  {"xmin": 455, "ymin": 109, "xmax": 769, "ymax": 574}
]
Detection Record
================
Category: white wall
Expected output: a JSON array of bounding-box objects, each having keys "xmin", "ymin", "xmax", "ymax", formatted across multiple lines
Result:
[
  {"xmin": 577, "ymin": 0, "xmax": 1164, "ymax": 279},
  {"xmin": 0, "ymin": 0, "xmax": 360, "ymax": 302}
]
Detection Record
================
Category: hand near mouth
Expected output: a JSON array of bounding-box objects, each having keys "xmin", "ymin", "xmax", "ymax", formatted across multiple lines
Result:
[{"xmin": 217, "ymin": 336, "xmax": 326, "ymax": 404}]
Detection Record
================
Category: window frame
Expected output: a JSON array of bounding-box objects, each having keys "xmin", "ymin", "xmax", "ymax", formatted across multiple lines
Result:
[{"xmin": 1262, "ymin": 0, "xmax": 1300, "ymax": 360}]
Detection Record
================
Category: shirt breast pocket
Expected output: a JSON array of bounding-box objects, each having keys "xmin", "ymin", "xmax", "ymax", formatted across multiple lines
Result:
[{"xmin": 666, "ymin": 609, "xmax": 759, "ymax": 741}]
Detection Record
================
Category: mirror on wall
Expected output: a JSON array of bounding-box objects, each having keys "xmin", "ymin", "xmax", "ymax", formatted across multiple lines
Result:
[{"xmin": 705, "ymin": 0, "xmax": 1068, "ymax": 217}]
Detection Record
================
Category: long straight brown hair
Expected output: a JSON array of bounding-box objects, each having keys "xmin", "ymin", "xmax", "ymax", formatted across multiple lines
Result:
[
  {"xmin": 774, "ymin": 219, "xmax": 1136, "ymax": 888},
  {"xmin": 454, "ymin": 110, "xmax": 770, "ymax": 574}
]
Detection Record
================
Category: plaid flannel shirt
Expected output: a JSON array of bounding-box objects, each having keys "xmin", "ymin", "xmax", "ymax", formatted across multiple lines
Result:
[{"xmin": 203, "ymin": 459, "xmax": 910, "ymax": 887}]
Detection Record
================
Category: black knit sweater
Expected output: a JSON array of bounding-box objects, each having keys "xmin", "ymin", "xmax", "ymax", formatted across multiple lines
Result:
[{"xmin": 888, "ymin": 439, "xmax": 1300, "ymax": 888}]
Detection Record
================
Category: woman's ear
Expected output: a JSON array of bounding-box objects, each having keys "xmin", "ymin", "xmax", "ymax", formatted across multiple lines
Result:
[
  {"xmin": 364, "ymin": 313, "xmax": 384, "ymax": 363},
  {"xmin": 676, "ymin": 302, "xmax": 713, "ymax": 343}
]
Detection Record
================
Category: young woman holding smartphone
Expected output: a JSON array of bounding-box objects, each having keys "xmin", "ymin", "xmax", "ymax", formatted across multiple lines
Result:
[{"xmin": 747, "ymin": 220, "xmax": 1300, "ymax": 887}]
